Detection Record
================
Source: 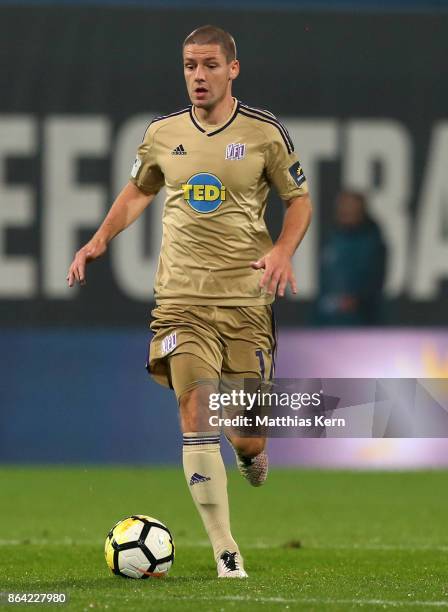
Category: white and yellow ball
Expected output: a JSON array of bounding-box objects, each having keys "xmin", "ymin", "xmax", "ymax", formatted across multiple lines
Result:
[{"xmin": 105, "ymin": 515, "xmax": 174, "ymax": 579}]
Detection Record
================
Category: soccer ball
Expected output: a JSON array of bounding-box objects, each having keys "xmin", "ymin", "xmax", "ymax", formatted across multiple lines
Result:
[{"xmin": 104, "ymin": 514, "xmax": 174, "ymax": 579}]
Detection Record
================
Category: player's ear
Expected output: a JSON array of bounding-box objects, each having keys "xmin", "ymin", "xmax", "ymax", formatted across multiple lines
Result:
[{"xmin": 229, "ymin": 59, "xmax": 240, "ymax": 81}]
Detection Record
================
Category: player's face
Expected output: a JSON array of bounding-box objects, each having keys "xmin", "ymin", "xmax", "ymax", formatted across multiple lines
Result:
[{"xmin": 183, "ymin": 44, "xmax": 239, "ymax": 110}]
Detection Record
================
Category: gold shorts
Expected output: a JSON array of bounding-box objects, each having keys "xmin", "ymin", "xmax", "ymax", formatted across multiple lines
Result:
[{"xmin": 146, "ymin": 304, "xmax": 276, "ymax": 400}]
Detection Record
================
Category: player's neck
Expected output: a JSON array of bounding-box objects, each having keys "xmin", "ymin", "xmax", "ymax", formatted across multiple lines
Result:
[{"xmin": 194, "ymin": 96, "xmax": 236, "ymax": 127}]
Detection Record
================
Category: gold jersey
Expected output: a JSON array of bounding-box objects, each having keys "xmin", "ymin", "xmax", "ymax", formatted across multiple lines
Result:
[{"xmin": 130, "ymin": 98, "xmax": 308, "ymax": 306}]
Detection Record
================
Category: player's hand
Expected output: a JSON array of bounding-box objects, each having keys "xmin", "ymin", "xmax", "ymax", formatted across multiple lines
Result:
[
  {"xmin": 251, "ymin": 245, "xmax": 298, "ymax": 297},
  {"xmin": 66, "ymin": 238, "xmax": 107, "ymax": 287}
]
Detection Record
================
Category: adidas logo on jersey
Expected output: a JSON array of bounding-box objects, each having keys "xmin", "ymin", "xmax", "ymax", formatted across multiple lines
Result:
[
  {"xmin": 189, "ymin": 473, "xmax": 211, "ymax": 486},
  {"xmin": 172, "ymin": 144, "xmax": 187, "ymax": 155}
]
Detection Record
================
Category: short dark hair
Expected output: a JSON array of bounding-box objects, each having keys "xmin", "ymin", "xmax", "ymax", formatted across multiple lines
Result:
[{"xmin": 183, "ymin": 25, "xmax": 237, "ymax": 63}]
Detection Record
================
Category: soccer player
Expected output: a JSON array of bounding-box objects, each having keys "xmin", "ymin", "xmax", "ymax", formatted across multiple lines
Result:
[{"xmin": 67, "ymin": 25, "xmax": 312, "ymax": 578}]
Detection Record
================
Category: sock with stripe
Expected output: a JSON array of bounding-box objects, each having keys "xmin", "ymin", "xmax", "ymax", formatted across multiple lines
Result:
[{"xmin": 183, "ymin": 432, "xmax": 239, "ymax": 561}]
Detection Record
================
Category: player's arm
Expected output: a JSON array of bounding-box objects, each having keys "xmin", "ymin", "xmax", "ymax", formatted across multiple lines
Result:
[
  {"xmin": 253, "ymin": 122, "xmax": 313, "ymax": 297},
  {"xmin": 67, "ymin": 182, "xmax": 155, "ymax": 287},
  {"xmin": 252, "ymin": 193, "xmax": 312, "ymax": 297}
]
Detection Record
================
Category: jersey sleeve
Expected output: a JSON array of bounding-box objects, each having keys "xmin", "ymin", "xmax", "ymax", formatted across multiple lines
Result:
[
  {"xmin": 129, "ymin": 124, "xmax": 165, "ymax": 194},
  {"xmin": 265, "ymin": 125, "xmax": 309, "ymax": 201}
]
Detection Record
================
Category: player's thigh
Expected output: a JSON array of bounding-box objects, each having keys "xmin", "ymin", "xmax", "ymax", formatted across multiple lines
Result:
[
  {"xmin": 169, "ymin": 352, "xmax": 218, "ymax": 400},
  {"xmin": 169, "ymin": 354, "xmax": 219, "ymax": 433},
  {"xmin": 147, "ymin": 304, "xmax": 222, "ymax": 399},
  {"xmin": 219, "ymin": 305, "xmax": 275, "ymax": 446},
  {"xmin": 220, "ymin": 305, "xmax": 276, "ymax": 383}
]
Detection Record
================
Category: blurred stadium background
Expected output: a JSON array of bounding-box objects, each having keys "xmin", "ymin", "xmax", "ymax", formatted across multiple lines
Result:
[{"xmin": 1, "ymin": 0, "xmax": 447, "ymax": 469}]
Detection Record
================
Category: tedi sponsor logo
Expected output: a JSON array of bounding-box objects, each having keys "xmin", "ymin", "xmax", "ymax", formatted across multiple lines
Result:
[{"xmin": 182, "ymin": 172, "xmax": 226, "ymax": 213}]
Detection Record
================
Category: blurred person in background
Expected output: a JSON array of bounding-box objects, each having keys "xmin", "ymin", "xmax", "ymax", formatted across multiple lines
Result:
[{"xmin": 314, "ymin": 190, "xmax": 387, "ymax": 326}]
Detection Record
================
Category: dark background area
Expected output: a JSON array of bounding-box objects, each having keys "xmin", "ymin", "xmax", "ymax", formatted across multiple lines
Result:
[{"xmin": 0, "ymin": 6, "xmax": 447, "ymax": 326}]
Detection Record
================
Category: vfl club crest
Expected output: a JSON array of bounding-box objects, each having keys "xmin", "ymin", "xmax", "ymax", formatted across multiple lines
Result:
[
  {"xmin": 225, "ymin": 143, "xmax": 246, "ymax": 161},
  {"xmin": 161, "ymin": 332, "xmax": 177, "ymax": 356}
]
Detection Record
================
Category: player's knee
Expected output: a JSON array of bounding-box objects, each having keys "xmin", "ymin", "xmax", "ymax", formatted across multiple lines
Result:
[
  {"xmin": 179, "ymin": 384, "xmax": 216, "ymax": 433},
  {"xmin": 230, "ymin": 436, "xmax": 266, "ymax": 458}
]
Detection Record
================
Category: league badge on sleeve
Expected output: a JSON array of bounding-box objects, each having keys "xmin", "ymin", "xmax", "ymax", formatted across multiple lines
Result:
[
  {"xmin": 289, "ymin": 161, "xmax": 306, "ymax": 187},
  {"xmin": 131, "ymin": 156, "xmax": 142, "ymax": 178}
]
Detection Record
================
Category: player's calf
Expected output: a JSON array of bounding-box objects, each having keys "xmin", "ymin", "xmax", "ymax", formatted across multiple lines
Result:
[
  {"xmin": 226, "ymin": 435, "xmax": 269, "ymax": 487},
  {"xmin": 179, "ymin": 385, "xmax": 243, "ymax": 565},
  {"xmin": 229, "ymin": 435, "xmax": 266, "ymax": 459}
]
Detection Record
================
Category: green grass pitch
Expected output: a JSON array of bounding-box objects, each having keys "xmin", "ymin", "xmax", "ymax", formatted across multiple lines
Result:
[{"xmin": 1, "ymin": 467, "xmax": 448, "ymax": 611}]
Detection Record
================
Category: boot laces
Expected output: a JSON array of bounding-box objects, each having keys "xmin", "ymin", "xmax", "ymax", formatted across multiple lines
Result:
[{"xmin": 221, "ymin": 551, "xmax": 239, "ymax": 571}]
